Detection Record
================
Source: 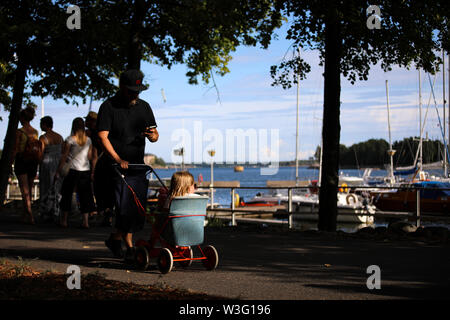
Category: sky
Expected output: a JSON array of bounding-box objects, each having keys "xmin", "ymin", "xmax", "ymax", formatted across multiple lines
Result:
[{"xmin": 1, "ymin": 23, "xmax": 449, "ymax": 165}]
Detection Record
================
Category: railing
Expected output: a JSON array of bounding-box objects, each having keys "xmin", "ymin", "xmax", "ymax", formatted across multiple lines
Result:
[
  {"xmin": 194, "ymin": 185, "xmax": 450, "ymax": 229},
  {"xmin": 5, "ymin": 179, "xmax": 40, "ymax": 201},
  {"xmin": 8, "ymin": 179, "xmax": 450, "ymax": 229}
]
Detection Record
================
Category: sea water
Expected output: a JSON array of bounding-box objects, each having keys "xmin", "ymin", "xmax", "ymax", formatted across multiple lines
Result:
[{"xmin": 149, "ymin": 166, "xmax": 387, "ymax": 206}]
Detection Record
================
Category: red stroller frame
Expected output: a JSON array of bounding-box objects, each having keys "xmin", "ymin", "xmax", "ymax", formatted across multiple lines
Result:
[
  {"xmin": 114, "ymin": 164, "xmax": 218, "ymax": 274},
  {"xmin": 135, "ymin": 208, "xmax": 218, "ymax": 274}
]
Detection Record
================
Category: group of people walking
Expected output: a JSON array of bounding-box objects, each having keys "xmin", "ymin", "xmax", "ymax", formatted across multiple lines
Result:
[
  {"xmin": 12, "ymin": 69, "xmax": 167, "ymax": 262},
  {"xmin": 12, "ymin": 69, "xmax": 160, "ymax": 261},
  {"xmin": 13, "ymin": 106, "xmax": 109, "ymax": 229}
]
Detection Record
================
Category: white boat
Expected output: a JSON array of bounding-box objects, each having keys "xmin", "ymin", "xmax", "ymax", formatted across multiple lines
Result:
[
  {"xmin": 339, "ymin": 172, "xmax": 364, "ymax": 186},
  {"xmin": 291, "ymin": 192, "xmax": 375, "ymax": 224},
  {"xmin": 243, "ymin": 188, "xmax": 375, "ymax": 224}
]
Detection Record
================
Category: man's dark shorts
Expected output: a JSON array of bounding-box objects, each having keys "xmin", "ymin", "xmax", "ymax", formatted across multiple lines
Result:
[
  {"xmin": 94, "ymin": 156, "xmax": 115, "ymax": 212},
  {"xmin": 113, "ymin": 165, "xmax": 149, "ymax": 234}
]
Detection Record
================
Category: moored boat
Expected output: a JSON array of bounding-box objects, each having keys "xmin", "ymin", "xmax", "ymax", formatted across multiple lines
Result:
[
  {"xmin": 290, "ymin": 192, "xmax": 375, "ymax": 224},
  {"xmin": 241, "ymin": 188, "xmax": 376, "ymax": 224},
  {"xmin": 371, "ymin": 180, "xmax": 450, "ymax": 215},
  {"xmin": 239, "ymin": 191, "xmax": 282, "ymax": 207}
]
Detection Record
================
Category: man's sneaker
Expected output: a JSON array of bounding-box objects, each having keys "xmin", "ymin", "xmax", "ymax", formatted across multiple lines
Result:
[{"xmin": 105, "ymin": 238, "xmax": 123, "ymax": 258}]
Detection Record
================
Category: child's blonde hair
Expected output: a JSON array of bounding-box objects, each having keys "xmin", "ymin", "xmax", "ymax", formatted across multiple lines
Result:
[{"xmin": 168, "ymin": 171, "xmax": 195, "ymax": 201}]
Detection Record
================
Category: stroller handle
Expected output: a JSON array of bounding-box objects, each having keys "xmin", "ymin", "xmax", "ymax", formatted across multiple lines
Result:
[
  {"xmin": 112, "ymin": 163, "xmax": 153, "ymax": 170},
  {"xmin": 112, "ymin": 163, "xmax": 168, "ymax": 191}
]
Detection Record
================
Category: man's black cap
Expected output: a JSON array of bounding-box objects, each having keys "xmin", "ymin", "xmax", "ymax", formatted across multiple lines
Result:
[{"xmin": 120, "ymin": 69, "xmax": 148, "ymax": 92}]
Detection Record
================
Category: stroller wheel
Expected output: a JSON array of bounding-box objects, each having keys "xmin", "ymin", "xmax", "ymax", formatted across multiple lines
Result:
[
  {"xmin": 202, "ymin": 245, "xmax": 219, "ymax": 271},
  {"xmin": 135, "ymin": 246, "xmax": 150, "ymax": 271},
  {"xmin": 158, "ymin": 248, "xmax": 173, "ymax": 274},
  {"xmin": 178, "ymin": 247, "xmax": 193, "ymax": 268}
]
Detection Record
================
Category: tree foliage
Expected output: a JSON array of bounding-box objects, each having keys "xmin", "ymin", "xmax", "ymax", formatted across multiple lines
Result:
[
  {"xmin": 1, "ymin": 0, "xmax": 283, "ymax": 104},
  {"xmin": 1, "ymin": 0, "xmax": 126, "ymax": 105},
  {"xmin": 340, "ymin": 139, "xmax": 390, "ymax": 168},
  {"xmin": 0, "ymin": 0, "xmax": 283, "ymax": 206},
  {"xmin": 271, "ymin": 1, "xmax": 449, "ymax": 88},
  {"xmin": 113, "ymin": 0, "xmax": 283, "ymax": 83},
  {"xmin": 315, "ymin": 138, "xmax": 445, "ymax": 168},
  {"xmin": 392, "ymin": 137, "xmax": 445, "ymax": 167}
]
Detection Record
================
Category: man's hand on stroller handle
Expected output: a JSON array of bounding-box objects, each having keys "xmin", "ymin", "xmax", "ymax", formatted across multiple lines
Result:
[{"xmin": 117, "ymin": 159, "xmax": 129, "ymax": 169}]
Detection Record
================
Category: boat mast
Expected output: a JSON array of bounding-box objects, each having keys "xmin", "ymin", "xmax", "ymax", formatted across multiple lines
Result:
[
  {"xmin": 295, "ymin": 47, "xmax": 300, "ymax": 185},
  {"xmin": 443, "ymin": 49, "xmax": 447, "ymax": 177},
  {"xmin": 419, "ymin": 69, "xmax": 423, "ymax": 175},
  {"xmin": 319, "ymin": 135, "xmax": 323, "ymax": 187},
  {"xmin": 385, "ymin": 80, "xmax": 396, "ymax": 184}
]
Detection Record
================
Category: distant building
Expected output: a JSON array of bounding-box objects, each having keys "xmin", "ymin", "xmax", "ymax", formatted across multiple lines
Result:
[{"xmin": 144, "ymin": 154, "xmax": 156, "ymax": 165}]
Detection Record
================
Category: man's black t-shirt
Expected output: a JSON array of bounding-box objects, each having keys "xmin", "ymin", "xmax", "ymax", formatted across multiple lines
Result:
[{"xmin": 97, "ymin": 92, "xmax": 157, "ymax": 164}]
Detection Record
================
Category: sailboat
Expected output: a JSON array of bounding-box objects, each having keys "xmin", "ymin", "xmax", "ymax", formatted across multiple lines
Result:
[{"xmin": 371, "ymin": 69, "xmax": 450, "ymax": 215}]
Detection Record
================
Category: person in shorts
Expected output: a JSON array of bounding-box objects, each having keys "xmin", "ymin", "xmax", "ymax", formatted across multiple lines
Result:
[{"xmin": 13, "ymin": 106, "xmax": 40, "ymax": 225}]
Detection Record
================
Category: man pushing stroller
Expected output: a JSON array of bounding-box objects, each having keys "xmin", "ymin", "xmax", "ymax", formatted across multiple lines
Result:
[{"xmin": 97, "ymin": 69, "xmax": 159, "ymax": 262}]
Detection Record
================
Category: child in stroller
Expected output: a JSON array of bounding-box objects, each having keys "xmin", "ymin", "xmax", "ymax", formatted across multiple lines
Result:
[
  {"xmin": 135, "ymin": 171, "xmax": 218, "ymax": 273},
  {"xmin": 158, "ymin": 171, "xmax": 199, "ymax": 211},
  {"xmin": 153, "ymin": 171, "xmax": 200, "ymax": 240}
]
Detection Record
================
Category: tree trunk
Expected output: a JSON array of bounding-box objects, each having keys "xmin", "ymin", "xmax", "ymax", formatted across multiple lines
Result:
[
  {"xmin": 318, "ymin": 5, "xmax": 342, "ymax": 232},
  {"xmin": 0, "ymin": 50, "xmax": 28, "ymax": 207},
  {"xmin": 127, "ymin": 0, "xmax": 147, "ymax": 70}
]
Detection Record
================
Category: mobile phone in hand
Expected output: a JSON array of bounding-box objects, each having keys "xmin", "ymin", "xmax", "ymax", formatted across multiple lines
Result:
[{"xmin": 144, "ymin": 125, "xmax": 157, "ymax": 133}]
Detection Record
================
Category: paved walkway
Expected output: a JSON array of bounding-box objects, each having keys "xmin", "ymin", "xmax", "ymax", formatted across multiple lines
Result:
[{"xmin": 0, "ymin": 203, "xmax": 449, "ymax": 300}]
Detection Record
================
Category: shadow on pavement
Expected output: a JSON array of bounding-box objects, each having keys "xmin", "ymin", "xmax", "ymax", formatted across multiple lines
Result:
[{"xmin": 1, "ymin": 201, "xmax": 450, "ymax": 299}]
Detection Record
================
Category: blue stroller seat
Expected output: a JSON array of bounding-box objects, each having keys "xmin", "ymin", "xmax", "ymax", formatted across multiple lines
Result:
[{"xmin": 163, "ymin": 196, "xmax": 209, "ymax": 246}]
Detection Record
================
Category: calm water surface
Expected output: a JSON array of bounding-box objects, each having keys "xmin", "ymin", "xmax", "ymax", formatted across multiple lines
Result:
[{"xmin": 149, "ymin": 166, "xmax": 386, "ymax": 206}]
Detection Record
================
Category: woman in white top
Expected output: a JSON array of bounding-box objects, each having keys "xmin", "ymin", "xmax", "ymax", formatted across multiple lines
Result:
[{"xmin": 57, "ymin": 117, "xmax": 97, "ymax": 228}]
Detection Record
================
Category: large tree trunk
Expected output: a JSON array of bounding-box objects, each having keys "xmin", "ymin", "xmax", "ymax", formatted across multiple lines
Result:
[
  {"xmin": 0, "ymin": 50, "xmax": 28, "ymax": 207},
  {"xmin": 318, "ymin": 5, "xmax": 342, "ymax": 232},
  {"xmin": 127, "ymin": 0, "xmax": 147, "ymax": 70}
]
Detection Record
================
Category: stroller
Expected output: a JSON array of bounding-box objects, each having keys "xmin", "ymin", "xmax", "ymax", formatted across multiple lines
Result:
[{"xmin": 114, "ymin": 164, "xmax": 219, "ymax": 274}]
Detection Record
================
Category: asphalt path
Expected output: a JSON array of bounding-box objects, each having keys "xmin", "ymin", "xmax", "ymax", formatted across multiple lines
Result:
[{"xmin": 1, "ymin": 207, "xmax": 449, "ymax": 300}]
